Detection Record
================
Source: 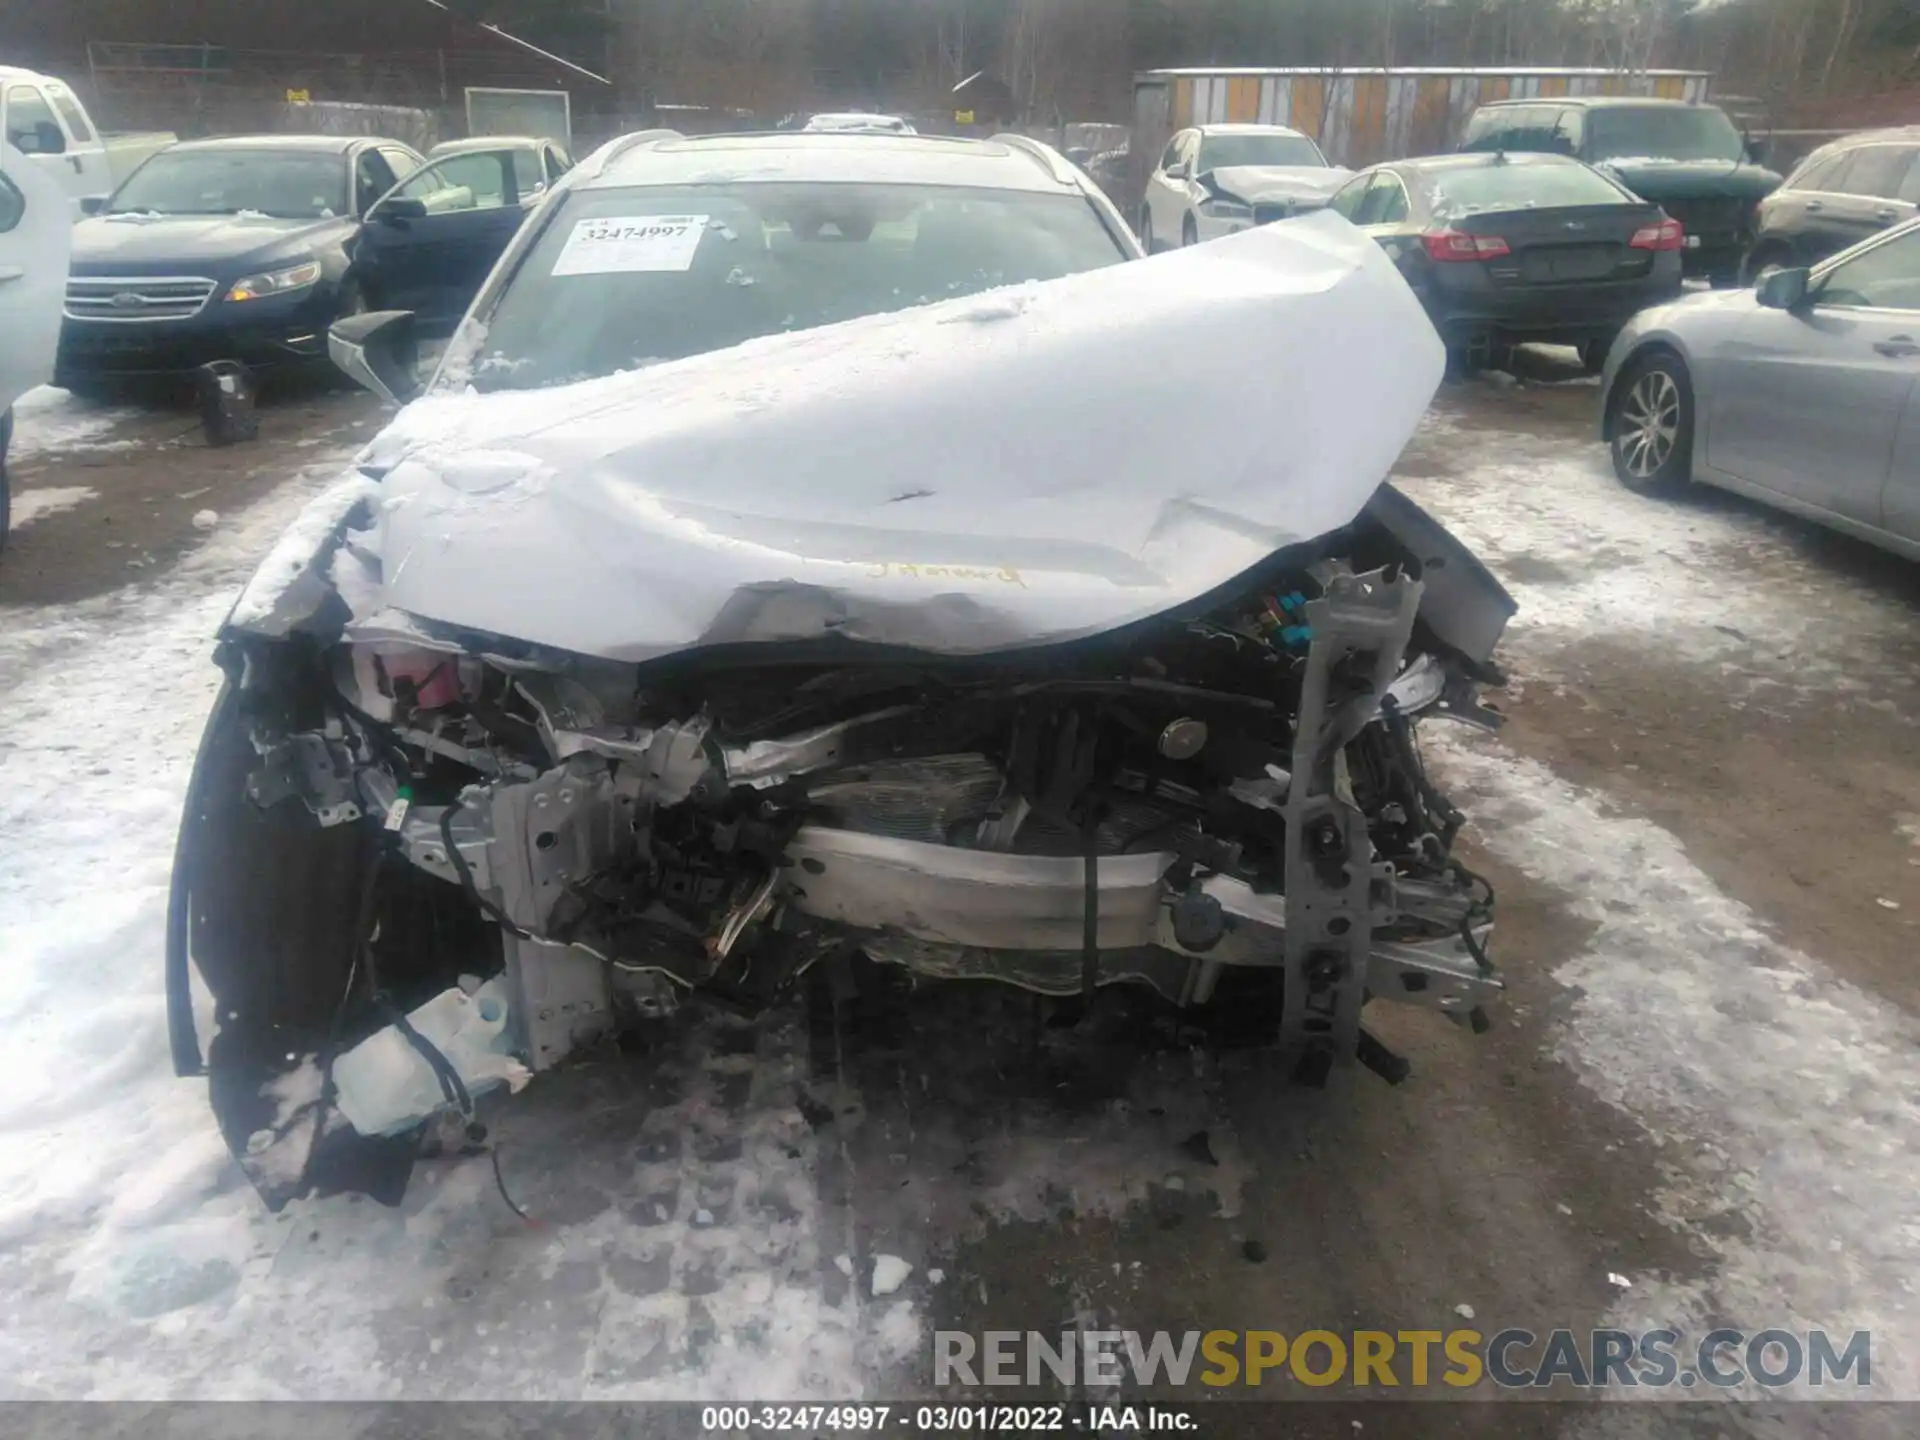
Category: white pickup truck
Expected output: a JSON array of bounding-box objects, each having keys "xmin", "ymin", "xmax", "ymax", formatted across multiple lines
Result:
[
  {"xmin": 0, "ymin": 66, "xmax": 174, "ymax": 214},
  {"xmin": 0, "ymin": 138, "xmax": 72, "ymax": 551}
]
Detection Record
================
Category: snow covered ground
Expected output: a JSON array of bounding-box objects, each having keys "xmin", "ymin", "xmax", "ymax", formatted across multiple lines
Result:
[
  {"xmin": 0, "ymin": 427, "xmax": 938, "ymax": 1399},
  {"xmin": 8, "ymin": 388, "xmax": 141, "ymax": 463},
  {"xmin": 1401, "ymin": 407, "xmax": 1920, "ymax": 1404},
  {"xmin": 1, "ymin": 376, "xmax": 1915, "ymax": 1410}
]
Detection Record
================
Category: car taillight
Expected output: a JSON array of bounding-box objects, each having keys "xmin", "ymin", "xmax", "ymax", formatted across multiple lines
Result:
[
  {"xmin": 1421, "ymin": 229, "xmax": 1512, "ymax": 262},
  {"xmin": 1631, "ymin": 218, "xmax": 1685, "ymax": 251}
]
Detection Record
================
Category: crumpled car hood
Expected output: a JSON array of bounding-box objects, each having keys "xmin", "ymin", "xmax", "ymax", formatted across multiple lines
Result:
[
  {"xmin": 263, "ymin": 212, "xmax": 1443, "ymax": 662},
  {"xmin": 1205, "ymin": 165, "xmax": 1353, "ymax": 206}
]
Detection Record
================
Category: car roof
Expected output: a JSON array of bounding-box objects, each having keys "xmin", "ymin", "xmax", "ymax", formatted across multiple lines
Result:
[
  {"xmin": 583, "ymin": 131, "xmax": 1084, "ymax": 195},
  {"xmin": 1478, "ymin": 96, "xmax": 1703, "ymax": 111},
  {"xmin": 431, "ymin": 135, "xmax": 553, "ymax": 155},
  {"xmin": 1193, "ymin": 123, "xmax": 1312, "ymax": 139},
  {"xmin": 1819, "ymin": 126, "xmax": 1920, "ymax": 148},
  {"xmin": 166, "ymin": 134, "xmax": 370, "ymax": 155},
  {"xmin": 1391, "ymin": 152, "xmax": 1592, "ymax": 173}
]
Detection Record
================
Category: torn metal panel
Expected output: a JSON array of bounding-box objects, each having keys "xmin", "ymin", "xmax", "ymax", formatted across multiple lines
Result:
[
  {"xmin": 342, "ymin": 214, "xmax": 1443, "ymax": 662},
  {"xmin": 1280, "ymin": 565, "xmax": 1424, "ymax": 1068}
]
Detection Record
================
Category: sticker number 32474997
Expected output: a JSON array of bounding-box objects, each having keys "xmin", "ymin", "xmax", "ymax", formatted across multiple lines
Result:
[{"xmin": 552, "ymin": 214, "xmax": 711, "ymax": 276}]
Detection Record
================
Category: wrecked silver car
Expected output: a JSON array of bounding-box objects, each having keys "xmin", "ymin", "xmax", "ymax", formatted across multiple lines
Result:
[{"xmin": 165, "ymin": 141, "xmax": 1512, "ymax": 1207}]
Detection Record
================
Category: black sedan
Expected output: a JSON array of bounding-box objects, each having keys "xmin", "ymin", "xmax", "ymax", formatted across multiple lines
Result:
[
  {"xmin": 1326, "ymin": 152, "xmax": 1686, "ymax": 373},
  {"xmin": 56, "ymin": 134, "xmax": 425, "ymax": 391}
]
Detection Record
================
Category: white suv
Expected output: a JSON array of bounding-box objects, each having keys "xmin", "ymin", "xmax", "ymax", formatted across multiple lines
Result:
[
  {"xmin": 1140, "ymin": 123, "xmax": 1349, "ymax": 251},
  {"xmin": 0, "ymin": 139, "xmax": 71, "ymax": 551}
]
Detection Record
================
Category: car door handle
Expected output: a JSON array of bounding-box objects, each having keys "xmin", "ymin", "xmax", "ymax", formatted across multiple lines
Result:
[
  {"xmin": 1874, "ymin": 335, "xmax": 1920, "ymax": 358},
  {"xmin": 67, "ymin": 154, "xmax": 83, "ymax": 173},
  {"xmin": 0, "ymin": 264, "xmax": 23, "ymax": 284},
  {"xmin": 1804, "ymin": 200, "xmax": 1824, "ymax": 212}
]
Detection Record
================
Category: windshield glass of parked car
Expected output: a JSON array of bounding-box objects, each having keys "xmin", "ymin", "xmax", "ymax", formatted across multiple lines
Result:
[
  {"xmin": 1431, "ymin": 162, "xmax": 1632, "ymax": 215},
  {"xmin": 461, "ymin": 180, "xmax": 1130, "ymax": 392},
  {"xmin": 1196, "ymin": 134, "xmax": 1325, "ymax": 171},
  {"xmin": 1585, "ymin": 107, "xmax": 1744, "ymax": 164},
  {"xmin": 109, "ymin": 151, "xmax": 350, "ymax": 219}
]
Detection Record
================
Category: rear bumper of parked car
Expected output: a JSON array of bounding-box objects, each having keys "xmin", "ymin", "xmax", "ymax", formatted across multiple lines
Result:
[
  {"xmin": 55, "ymin": 283, "xmax": 341, "ymax": 384},
  {"xmin": 1422, "ymin": 257, "xmax": 1684, "ymax": 350}
]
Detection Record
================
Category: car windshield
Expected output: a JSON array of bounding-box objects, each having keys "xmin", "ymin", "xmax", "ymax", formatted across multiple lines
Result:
[
  {"xmin": 460, "ymin": 180, "xmax": 1130, "ymax": 392},
  {"xmin": 1197, "ymin": 134, "xmax": 1325, "ymax": 171},
  {"xmin": 109, "ymin": 150, "xmax": 349, "ymax": 219},
  {"xmin": 1431, "ymin": 162, "xmax": 1630, "ymax": 214},
  {"xmin": 1586, "ymin": 107, "xmax": 1744, "ymax": 164}
]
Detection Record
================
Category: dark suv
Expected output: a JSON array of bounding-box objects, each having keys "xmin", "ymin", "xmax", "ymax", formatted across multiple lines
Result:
[
  {"xmin": 1460, "ymin": 97, "xmax": 1781, "ymax": 283},
  {"xmin": 1746, "ymin": 128, "xmax": 1920, "ymax": 281}
]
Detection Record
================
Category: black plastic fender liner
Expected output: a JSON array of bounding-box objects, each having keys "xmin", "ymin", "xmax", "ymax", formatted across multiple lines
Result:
[
  {"xmin": 165, "ymin": 683, "xmax": 230, "ymax": 1079},
  {"xmin": 168, "ymin": 679, "xmax": 416, "ymax": 1209},
  {"xmin": 1363, "ymin": 484, "xmax": 1517, "ymax": 667}
]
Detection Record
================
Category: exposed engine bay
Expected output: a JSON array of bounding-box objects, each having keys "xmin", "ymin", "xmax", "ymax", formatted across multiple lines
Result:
[
  {"xmin": 173, "ymin": 481, "xmax": 1512, "ymax": 1207},
  {"xmin": 165, "ymin": 217, "xmax": 1511, "ymax": 1206}
]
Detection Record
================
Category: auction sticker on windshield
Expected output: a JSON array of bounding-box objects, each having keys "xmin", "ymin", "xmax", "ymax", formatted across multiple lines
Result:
[{"xmin": 552, "ymin": 214, "xmax": 709, "ymax": 275}]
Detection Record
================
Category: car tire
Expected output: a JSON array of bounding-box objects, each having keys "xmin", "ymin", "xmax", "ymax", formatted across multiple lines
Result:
[
  {"xmin": 1580, "ymin": 337, "xmax": 1613, "ymax": 375},
  {"xmin": 1181, "ymin": 215, "xmax": 1198, "ymax": 247},
  {"xmin": 1608, "ymin": 351, "xmax": 1694, "ymax": 496}
]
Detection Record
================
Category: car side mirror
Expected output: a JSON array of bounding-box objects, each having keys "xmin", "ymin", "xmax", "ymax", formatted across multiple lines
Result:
[
  {"xmin": 79, "ymin": 195, "xmax": 107, "ymax": 216},
  {"xmin": 1745, "ymin": 138, "xmax": 1770, "ymax": 165},
  {"xmin": 373, "ymin": 196, "xmax": 428, "ymax": 224},
  {"xmin": 1755, "ymin": 265, "xmax": 1810, "ymax": 311},
  {"xmin": 329, "ymin": 310, "xmax": 422, "ymax": 405},
  {"xmin": 1165, "ymin": 161, "xmax": 1189, "ymax": 181}
]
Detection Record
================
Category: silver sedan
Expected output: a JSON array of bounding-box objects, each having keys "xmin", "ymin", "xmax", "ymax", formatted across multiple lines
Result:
[{"xmin": 1598, "ymin": 216, "xmax": 1920, "ymax": 560}]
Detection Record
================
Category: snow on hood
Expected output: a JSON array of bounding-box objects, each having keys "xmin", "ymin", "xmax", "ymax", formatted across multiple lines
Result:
[
  {"xmin": 1205, "ymin": 165, "xmax": 1352, "ymax": 205},
  {"xmin": 311, "ymin": 212, "xmax": 1443, "ymax": 663}
]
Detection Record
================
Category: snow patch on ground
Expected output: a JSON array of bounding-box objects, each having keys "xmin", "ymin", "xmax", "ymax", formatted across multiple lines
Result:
[
  {"xmin": 8, "ymin": 387, "xmax": 140, "ymax": 461},
  {"xmin": 870, "ymin": 1255, "xmax": 912, "ymax": 1297},
  {"xmin": 1399, "ymin": 410, "xmax": 1917, "ymax": 707},
  {"xmin": 0, "ymin": 449, "xmax": 916, "ymax": 1397},
  {"xmin": 8, "ymin": 486, "xmax": 98, "ymax": 529},
  {"xmin": 1434, "ymin": 731, "xmax": 1920, "ymax": 1400}
]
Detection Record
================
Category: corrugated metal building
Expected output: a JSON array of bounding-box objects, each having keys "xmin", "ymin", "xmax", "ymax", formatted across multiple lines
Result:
[{"xmin": 1134, "ymin": 66, "xmax": 1716, "ymax": 170}]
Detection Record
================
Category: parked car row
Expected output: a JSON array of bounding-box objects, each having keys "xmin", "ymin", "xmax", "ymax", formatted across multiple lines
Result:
[
  {"xmin": 1137, "ymin": 98, "xmax": 1918, "ymax": 558},
  {"xmin": 1138, "ymin": 99, "xmax": 1786, "ymax": 371},
  {"xmin": 3, "ymin": 70, "xmax": 576, "ymax": 398}
]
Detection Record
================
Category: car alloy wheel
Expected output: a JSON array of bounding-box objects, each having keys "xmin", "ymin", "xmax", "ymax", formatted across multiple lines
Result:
[{"xmin": 1609, "ymin": 355, "xmax": 1693, "ymax": 495}]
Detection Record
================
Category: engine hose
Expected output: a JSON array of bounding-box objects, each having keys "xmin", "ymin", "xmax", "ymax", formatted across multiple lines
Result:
[
  {"xmin": 439, "ymin": 799, "xmax": 532, "ymax": 940},
  {"xmin": 1081, "ymin": 812, "xmax": 1100, "ymax": 999}
]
